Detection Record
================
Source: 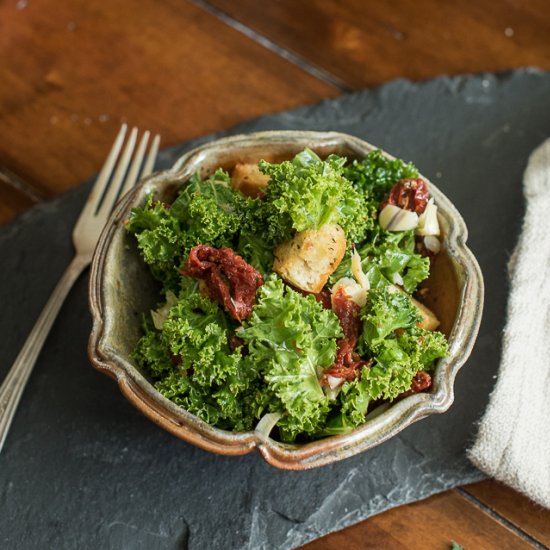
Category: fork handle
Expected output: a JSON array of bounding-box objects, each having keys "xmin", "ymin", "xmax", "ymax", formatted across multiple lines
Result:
[{"xmin": 0, "ymin": 254, "xmax": 89, "ymax": 454}]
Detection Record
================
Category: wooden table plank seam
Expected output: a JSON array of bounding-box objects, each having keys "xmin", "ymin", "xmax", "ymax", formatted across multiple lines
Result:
[
  {"xmin": 456, "ymin": 488, "xmax": 550, "ymax": 550},
  {"xmin": 0, "ymin": 166, "xmax": 45, "ymax": 203},
  {"xmin": 193, "ymin": 0, "xmax": 353, "ymax": 92}
]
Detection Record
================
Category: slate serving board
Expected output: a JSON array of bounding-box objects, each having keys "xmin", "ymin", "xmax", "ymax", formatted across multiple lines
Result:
[{"xmin": 2, "ymin": 69, "xmax": 550, "ymax": 550}]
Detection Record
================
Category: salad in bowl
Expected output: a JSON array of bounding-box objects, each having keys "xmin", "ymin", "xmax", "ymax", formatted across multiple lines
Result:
[{"xmin": 88, "ymin": 131, "xmax": 483, "ymax": 469}]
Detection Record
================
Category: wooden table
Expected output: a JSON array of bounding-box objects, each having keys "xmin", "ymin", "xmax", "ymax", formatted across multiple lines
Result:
[{"xmin": 2, "ymin": 1, "xmax": 549, "ymax": 547}]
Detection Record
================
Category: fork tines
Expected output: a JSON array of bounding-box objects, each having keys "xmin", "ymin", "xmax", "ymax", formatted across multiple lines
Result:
[{"xmin": 92, "ymin": 124, "xmax": 160, "ymax": 216}]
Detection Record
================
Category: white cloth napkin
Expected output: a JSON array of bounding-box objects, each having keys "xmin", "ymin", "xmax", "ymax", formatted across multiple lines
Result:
[{"xmin": 469, "ymin": 138, "xmax": 550, "ymax": 509}]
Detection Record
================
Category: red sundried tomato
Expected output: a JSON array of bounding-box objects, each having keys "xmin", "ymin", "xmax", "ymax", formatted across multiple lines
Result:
[
  {"xmin": 229, "ymin": 336, "xmax": 245, "ymax": 351},
  {"xmin": 322, "ymin": 341, "xmax": 372, "ymax": 384},
  {"xmin": 181, "ymin": 245, "xmax": 263, "ymax": 321},
  {"xmin": 321, "ymin": 288, "xmax": 370, "ymax": 385},
  {"xmin": 170, "ymin": 354, "xmax": 182, "ymax": 366},
  {"xmin": 332, "ymin": 288, "xmax": 362, "ymax": 343},
  {"xmin": 380, "ymin": 178, "xmax": 429, "ymax": 214},
  {"xmin": 400, "ymin": 370, "xmax": 432, "ymax": 397},
  {"xmin": 313, "ymin": 287, "xmax": 333, "ymax": 310}
]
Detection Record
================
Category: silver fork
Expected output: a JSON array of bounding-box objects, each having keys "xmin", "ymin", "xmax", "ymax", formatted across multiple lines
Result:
[{"xmin": 0, "ymin": 124, "xmax": 160, "ymax": 454}]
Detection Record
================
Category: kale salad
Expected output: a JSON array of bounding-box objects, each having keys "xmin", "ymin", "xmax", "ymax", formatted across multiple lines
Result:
[{"xmin": 126, "ymin": 148, "xmax": 448, "ymax": 443}]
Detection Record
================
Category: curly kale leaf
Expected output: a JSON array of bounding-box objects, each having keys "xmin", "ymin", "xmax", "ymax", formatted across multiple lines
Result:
[
  {"xmin": 125, "ymin": 195, "xmax": 185, "ymax": 290},
  {"xmin": 397, "ymin": 327, "xmax": 449, "ymax": 372},
  {"xmin": 331, "ymin": 228, "xmax": 430, "ymax": 293},
  {"xmin": 258, "ymin": 149, "xmax": 372, "ymax": 245},
  {"xmin": 369, "ymin": 230, "xmax": 430, "ymax": 293},
  {"xmin": 170, "ymin": 170, "xmax": 247, "ymax": 250},
  {"xmin": 131, "ymin": 278, "xmax": 261, "ymax": 432},
  {"xmin": 344, "ymin": 148, "xmax": 419, "ymax": 205},
  {"xmin": 359, "ymin": 287, "xmax": 420, "ymax": 351},
  {"xmin": 132, "ymin": 319, "xmax": 174, "ymax": 378},
  {"xmin": 239, "ymin": 275, "xmax": 343, "ymax": 442},
  {"xmin": 126, "ymin": 170, "xmax": 252, "ymax": 290},
  {"xmin": 234, "ymin": 198, "xmax": 275, "ymax": 276}
]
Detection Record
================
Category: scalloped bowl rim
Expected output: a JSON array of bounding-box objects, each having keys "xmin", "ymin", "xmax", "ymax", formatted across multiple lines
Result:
[{"xmin": 88, "ymin": 130, "xmax": 484, "ymax": 470}]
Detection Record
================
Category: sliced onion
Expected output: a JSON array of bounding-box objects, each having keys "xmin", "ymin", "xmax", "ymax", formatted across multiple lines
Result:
[
  {"xmin": 351, "ymin": 248, "xmax": 370, "ymax": 291},
  {"xmin": 150, "ymin": 290, "xmax": 178, "ymax": 330},
  {"xmin": 324, "ymin": 385, "xmax": 342, "ymax": 401},
  {"xmin": 324, "ymin": 376, "xmax": 345, "ymax": 400},
  {"xmin": 392, "ymin": 272, "xmax": 404, "ymax": 287},
  {"xmin": 416, "ymin": 198, "xmax": 440, "ymax": 236},
  {"xmin": 255, "ymin": 412, "xmax": 283, "ymax": 439},
  {"xmin": 326, "ymin": 375, "xmax": 345, "ymax": 390},
  {"xmin": 379, "ymin": 204, "xmax": 419, "ymax": 231},
  {"xmin": 424, "ymin": 235, "xmax": 441, "ymax": 254}
]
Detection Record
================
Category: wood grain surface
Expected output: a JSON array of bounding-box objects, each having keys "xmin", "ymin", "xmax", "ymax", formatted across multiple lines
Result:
[
  {"xmin": 301, "ymin": 490, "xmax": 537, "ymax": 550},
  {"xmin": 0, "ymin": 0, "xmax": 336, "ymax": 217},
  {"xmin": 463, "ymin": 481, "xmax": 550, "ymax": 547},
  {"xmin": 208, "ymin": 0, "xmax": 550, "ymax": 88},
  {"xmin": 1, "ymin": 1, "xmax": 549, "ymax": 548},
  {"xmin": 210, "ymin": 0, "xmax": 550, "ymax": 89}
]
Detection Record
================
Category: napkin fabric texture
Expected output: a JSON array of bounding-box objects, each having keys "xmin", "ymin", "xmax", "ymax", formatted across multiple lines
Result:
[{"xmin": 469, "ymin": 138, "xmax": 550, "ymax": 509}]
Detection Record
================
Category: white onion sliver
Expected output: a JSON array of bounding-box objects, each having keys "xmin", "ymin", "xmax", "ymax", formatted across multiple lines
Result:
[
  {"xmin": 379, "ymin": 204, "xmax": 419, "ymax": 231},
  {"xmin": 150, "ymin": 290, "xmax": 178, "ymax": 330},
  {"xmin": 424, "ymin": 235, "xmax": 441, "ymax": 254},
  {"xmin": 416, "ymin": 199, "xmax": 440, "ymax": 236},
  {"xmin": 325, "ymin": 385, "xmax": 342, "ymax": 401},
  {"xmin": 351, "ymin": 248, "xmax": 370, "ymax": 291},
  {"xmin": 255, "ymin": 412, "xmax": 283, "ymax": 439},
  {"xmin": 326, "ymin": 375, "xmax": 345, "ymax": 390},
  {"xmin": 392, "ymin": 272, "xmax": 404, "ymax": 287}
]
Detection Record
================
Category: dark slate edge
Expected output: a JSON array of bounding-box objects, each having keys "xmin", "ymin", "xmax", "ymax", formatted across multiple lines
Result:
[
  {"xmin": 1, "ymin": 66, "xmax": 545, "ymax": 243},
  {"xmin": 1, "ymin": 67, "xmax": 548, "ymax": 550}
]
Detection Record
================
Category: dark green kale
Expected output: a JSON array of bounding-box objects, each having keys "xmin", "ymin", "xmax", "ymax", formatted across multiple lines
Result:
[
  {"xmin": 126, "ymin": 169, "xmax": 253, "ymax": 290},
  {"xmin": 360, "ymin": 287, "xmax": 420, "ymax": 350},
  {"xmin": 239, "ymin": 275, "xmax": 343, "ymax": 442},
  {"xmin": 331, "ymin": 227, "xmax": 430, "ymax": 293},
  {"xmin": 258, "ymin": 149, "xmax": 373, "ymax": 245},
  {"xmin": 132, "ymin": 278, "xmax": 262, "ymax": 432},
  {"xmin": 344, "ymin": 148, "xmax": 419, "ymax": 205}
]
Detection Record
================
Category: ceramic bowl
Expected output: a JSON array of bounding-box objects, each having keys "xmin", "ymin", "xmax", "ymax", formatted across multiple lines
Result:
[{"xmin": 88, "ymin": 131, "xmax": 483, "ymax": 470}]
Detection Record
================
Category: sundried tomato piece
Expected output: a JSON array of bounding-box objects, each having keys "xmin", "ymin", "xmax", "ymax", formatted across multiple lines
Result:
[
  {"xmin": 313, "ymin": 287, "xmax": 332, "ymax": 310},
  {"xmin": 229, "ymin": 335, "xmax": 245, "ymax": 351},
  {"xmin": 380, "ymin": 178, "xmax": 429, "ymax": 215},
  {"xmin": 400, "ymin": 370, "xmax": 432, "ymax": 397},
  {"xmin": 322, "ymin": 341, "xmax": 372, "ymax": 384},
  {"xmin": 332, "ymin": 287, "xmax": 362, "ymax": 343},
  {"xmin": 321, "ymin": 288, "xmax": 369, "ymax": 385},
  {"xmin": 181, "ymin": 245, "xmax": 263, "ymax": 321}
]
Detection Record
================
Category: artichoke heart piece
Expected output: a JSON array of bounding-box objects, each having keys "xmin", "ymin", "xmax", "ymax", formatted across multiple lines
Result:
[
  {"xmin": 273, "ymin": 224, "xmax": 346, "ymax": 293},
  {"xmin": 389, "ymin": 284, "xmax": 440, "ymax": 331},
  {"xmin": 411, "ymin": 295, "xmax": 440, "ymax": 331}
]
